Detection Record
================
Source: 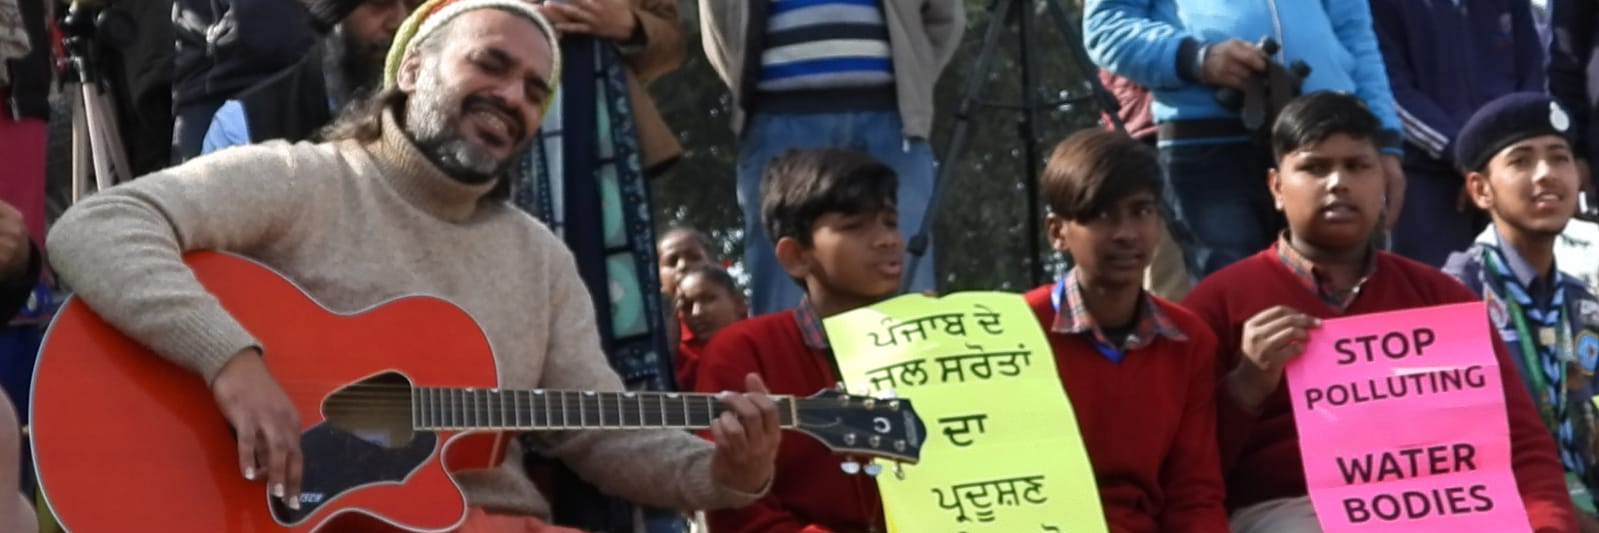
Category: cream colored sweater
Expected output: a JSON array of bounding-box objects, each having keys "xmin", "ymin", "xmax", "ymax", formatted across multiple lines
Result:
[{"xmin": 45, "ymin": 110, "xmax": 759, "ymax": 518}]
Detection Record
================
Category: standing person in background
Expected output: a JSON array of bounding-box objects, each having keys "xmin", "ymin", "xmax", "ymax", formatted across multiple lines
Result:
[
  {"xmin": 200, "ymin": 0, "xmax": 417, "ymax": 153},
  {"xmin": 1551, "ymin": 0, "xmax": 1598, "ymax": 180},
  {"xmin": 1084, "ymin": 0, "xmax": 1408, "ymax": 281},
  {"xmin": 515, "ymin": 0, "xmax": 694, "ymax": 530},
  {"xmin": 173, "ymin": 0, "xmax": 381, "ymax": 161},
  {"xmin": 1099, "ymin": 68, "xmax": 1192, "ymax": 301},
  {"xmin": 699, "ymin": 0, "xmax": 965, "ymax": 316},
  {"xmin": 1372, "ymin": 0, "xmax": 1547, "ymax": 267},
  {"xmin": 1549, "ymin": 0, "xmax": 1599, "ymax": 291}
]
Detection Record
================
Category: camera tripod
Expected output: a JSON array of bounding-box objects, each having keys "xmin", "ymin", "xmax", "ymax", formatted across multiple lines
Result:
[
  {"xmin": 60, "ymin": 0, "xmax": 133, "ymax": 203},
  {"xmin": 901, "ymin": 0, "xmax": 1124, "ymax": 291}
]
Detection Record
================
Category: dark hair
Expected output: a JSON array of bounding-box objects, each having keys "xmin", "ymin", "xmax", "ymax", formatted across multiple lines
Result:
[
  {"xmin": 660, "ymin": 227, "xmax": 715, "ymax": 255},
  {"xmin": 319, "ymin": 87, "xmax": 407, "ymax": 143},
  {"xmin": 678, "ymin": 264, "xmax": 744, "ymax": 301},
  {"xmin": 1041, "ymin": 129, "xmax": 1163, "ymax": 221},
  {"xmin": 1271, "ymin": 91, "xmax": 1383, "ymax": 160},
  {"xmin": 760, "ymin": 148, "xmax": 898, "ymax": 245}
]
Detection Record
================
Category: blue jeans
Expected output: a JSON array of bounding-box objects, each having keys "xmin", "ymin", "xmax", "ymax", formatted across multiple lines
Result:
[
  {"xmin": 1159, "ymin": 140, "xmax": 1281, "ymax": 279},
  {"xmin": 736, "ymin": 111, "xmax": 937, "ymax": 316}
]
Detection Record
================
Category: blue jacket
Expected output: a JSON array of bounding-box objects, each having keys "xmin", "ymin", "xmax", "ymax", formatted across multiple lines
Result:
[
  {"xmin": 1373, "ymin": 0, "xmax": 1544, "ymax": 173},
  {"xmin": 1443, "ymin": 226, "xmax": 1599, "ymax": 510},
  {"xmin": 1084, "ymin": 0, "xmax": 1403, "ymax": 152}
]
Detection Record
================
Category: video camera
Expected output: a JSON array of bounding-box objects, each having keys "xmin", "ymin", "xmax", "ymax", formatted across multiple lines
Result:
[{"xmin": 1214, "ymin": 37, "xmax": 1311, "ymax": 137}]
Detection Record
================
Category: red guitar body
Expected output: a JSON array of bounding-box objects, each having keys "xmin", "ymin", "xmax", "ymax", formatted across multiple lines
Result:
[{"xmin": 31, "ymin": 251, "xmax": 508, "ymax": 533}]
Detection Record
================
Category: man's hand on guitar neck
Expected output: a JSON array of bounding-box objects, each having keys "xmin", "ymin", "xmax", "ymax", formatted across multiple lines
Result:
[
  {"xmin": 708, "ymin": 373, "xmax": 782, "ymax": 494},
  {"xmin": 212, "ymin": 348, "xmax": 304, "ymax": 510}
]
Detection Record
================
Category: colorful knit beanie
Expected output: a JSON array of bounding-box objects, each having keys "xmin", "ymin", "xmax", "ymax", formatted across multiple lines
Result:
[{"xmin": 381, "ymin": 0, "xmax": 563, "ymax": 111}]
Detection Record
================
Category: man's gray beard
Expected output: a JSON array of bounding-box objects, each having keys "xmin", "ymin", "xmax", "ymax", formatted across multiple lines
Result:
[{"xmin": 405, "ymin": 87, "xmax": 508, "ymax": 185}]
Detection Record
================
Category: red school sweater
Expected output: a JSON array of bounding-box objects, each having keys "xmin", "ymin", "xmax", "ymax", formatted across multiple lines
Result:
[
  {"xmin": 1023, "ymin": 286, "xmax": 1231, "ymax": 533},
  {"xmin": 1181, "ymin": 249, "xmax": 1576, "ymax": 532},
  {"xmin": 693, "ymin": 311, "xmax": 883, "ymax": 533}
]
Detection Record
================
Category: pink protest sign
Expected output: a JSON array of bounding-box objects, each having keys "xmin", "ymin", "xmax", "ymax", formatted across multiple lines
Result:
[{"xmin": 1286, "ymin": 302, "xmax": 1531, "ymax": 533}]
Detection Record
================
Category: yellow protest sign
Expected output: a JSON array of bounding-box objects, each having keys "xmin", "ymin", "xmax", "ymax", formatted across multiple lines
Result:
[{"xmin": 823, "ymin": 292, "xmax": 1109, "ymax": 533}]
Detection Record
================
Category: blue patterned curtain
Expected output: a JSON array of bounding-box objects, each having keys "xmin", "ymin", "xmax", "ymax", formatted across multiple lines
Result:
[{"xmin": 509, "ymin": 37, "xmax": 683, "ymax": 533}]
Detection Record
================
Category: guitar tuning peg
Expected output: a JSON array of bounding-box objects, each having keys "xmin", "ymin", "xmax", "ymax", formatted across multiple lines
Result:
[
  {"xmin": 840, "ymin": 458, "xmax": 862, "ymax": 475},
  {"xmin": 863, "ymin": 462, "xmax": 883, "ymax": 477},
  {"xmin": 893, "ymin": 463, "xmax": 906, "ymax": 480},
  {"xmin": 877, "ymin": 389, "xmax": 899, "ymax": 400},
  {"xmin": 833, "ymin": 381, "xmax": 847, "ymax": 392}
]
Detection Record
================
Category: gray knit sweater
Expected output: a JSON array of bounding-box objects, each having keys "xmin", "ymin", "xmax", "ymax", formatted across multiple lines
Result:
[{"xmin": 45, "ymin": 109, "xmax": 760, "ymax": 518}]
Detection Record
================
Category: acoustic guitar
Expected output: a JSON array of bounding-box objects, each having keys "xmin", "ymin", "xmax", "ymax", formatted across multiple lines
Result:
[{"xmin": 29, "ymin": 251, "xmax": 925, "ymax": 533}]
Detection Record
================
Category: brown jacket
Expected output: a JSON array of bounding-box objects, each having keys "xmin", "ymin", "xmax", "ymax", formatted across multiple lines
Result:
[{"xmin": 624, "ymin": 0, "xmax": 685, "ymax": 174}]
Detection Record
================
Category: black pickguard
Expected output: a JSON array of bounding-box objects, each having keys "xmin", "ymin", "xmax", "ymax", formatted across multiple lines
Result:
[{"xmin": 269, "ymin": 422, "xmax": 437, "ymax": 524}]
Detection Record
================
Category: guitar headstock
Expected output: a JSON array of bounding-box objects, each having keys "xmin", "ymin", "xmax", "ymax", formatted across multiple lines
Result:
[{"xmin": 791, "ymin": 387, "xmax": 926, "ymax": 471}]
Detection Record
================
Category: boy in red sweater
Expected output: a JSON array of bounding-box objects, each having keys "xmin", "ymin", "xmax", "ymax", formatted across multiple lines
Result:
[
  {"xmin": 694, "ymin": 148, "xmax": 899, "ymax": 533},
  {"xmin": 1024, "ymin": 129, "xmax": 1229, "ymax": 533},
  {"xmin": 673, "ymin": 264, "xmax": 748, "ymax": 390},
  {"xmin": 1181, "ymin": 91, "xmax": 1577, "ymax": 533}
]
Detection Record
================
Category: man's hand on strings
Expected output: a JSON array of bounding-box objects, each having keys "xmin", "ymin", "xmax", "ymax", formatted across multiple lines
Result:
[{"xmin": 709, "ymin": 373, "xmax": 781, "ymax": 494}]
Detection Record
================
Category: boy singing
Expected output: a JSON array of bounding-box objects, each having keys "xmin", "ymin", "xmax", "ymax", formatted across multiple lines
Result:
[{"xmin": 694, "ymin": 148, "xmax": 901, "ymax": 533}]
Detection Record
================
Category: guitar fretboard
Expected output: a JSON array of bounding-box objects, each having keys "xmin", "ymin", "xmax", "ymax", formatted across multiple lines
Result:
[{"xmin": 410, "ymin": 388, "xmax": 799, "ymax": 431}]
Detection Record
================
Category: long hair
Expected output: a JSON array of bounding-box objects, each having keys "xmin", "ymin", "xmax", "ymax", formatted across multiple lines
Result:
[{"xmin": 317, "ymin": 87, "xmax": 409, "ymax": 143}]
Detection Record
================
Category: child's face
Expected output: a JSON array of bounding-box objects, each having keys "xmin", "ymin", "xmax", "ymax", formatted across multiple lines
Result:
[
  {"xmin": 793, "ymin": 208, "xmax": 905, "ymax": 304},
  {"xmin": 658, "ymin": 234, "xmax": 711, "ymax": 295},
  {"xmin": 676, "ymin": 274, "xmax": 746, "ymax": 339},
  {"xmin": 1048, "ymin": 191, "xmax": 1162, "ymax": 289},
  {"xmin": 1271, "ymin": 133, "xmax": 1385, "ymax": 250},
  {"xmin": 1469, "ymin": 134, "xmax": 1580, "ymax": 239}
]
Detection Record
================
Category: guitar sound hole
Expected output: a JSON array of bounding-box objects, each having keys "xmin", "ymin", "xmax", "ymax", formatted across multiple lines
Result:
[{"xmin": 321, "ymin": 372, "xmax": 415, "ymax": 448}]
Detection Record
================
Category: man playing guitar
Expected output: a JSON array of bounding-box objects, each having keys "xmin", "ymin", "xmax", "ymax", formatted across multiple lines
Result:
[{"xmin": 41, "ymin": 1, "xmax": 782, "ymax": 531}]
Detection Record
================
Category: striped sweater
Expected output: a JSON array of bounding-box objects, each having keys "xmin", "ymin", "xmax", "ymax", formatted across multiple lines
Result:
[{"xmin": 758, "ymin": 0, "xmax": 894, "ymax": 97}]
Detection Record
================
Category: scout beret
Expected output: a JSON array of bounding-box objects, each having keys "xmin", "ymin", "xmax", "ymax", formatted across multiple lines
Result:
[{"xmin": 1454, "ymin": 92, "xmax": 1573, "ymax": 173}]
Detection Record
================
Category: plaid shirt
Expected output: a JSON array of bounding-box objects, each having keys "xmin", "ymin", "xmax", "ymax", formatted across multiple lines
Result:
[
  {"xmin": 793, "ymin": 297, "xmax": 829, "ymax": 350},
  {"xmin": 1274, "ymin": 234, "xmax": 1378, "ymax": 311},
  {"xmin": 1051, "ymin": 268, "xmax": 1186, "ymax": 356}
]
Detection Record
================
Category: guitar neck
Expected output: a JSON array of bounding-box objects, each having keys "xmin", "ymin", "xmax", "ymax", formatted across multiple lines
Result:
[{"xmin": 410, "ymin": 388, "xmax": 799, "ymax": 431}]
